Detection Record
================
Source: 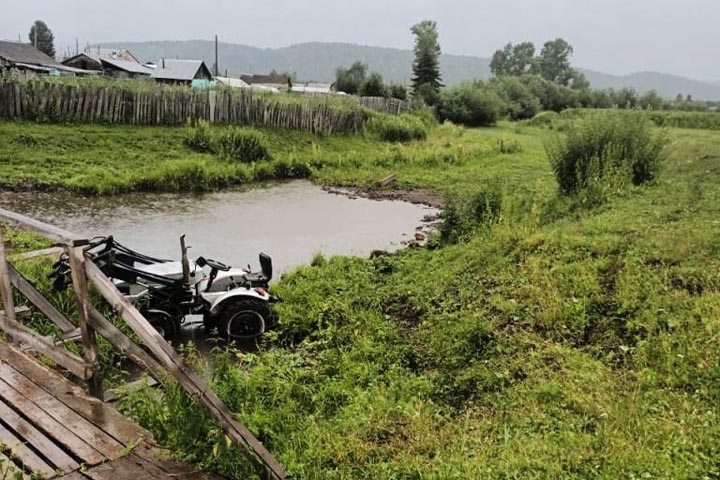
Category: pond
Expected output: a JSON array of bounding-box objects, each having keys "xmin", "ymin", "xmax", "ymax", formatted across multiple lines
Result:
[{"xmin": 1, "ymin": 181, "xmax": 438, "ymax": 277}]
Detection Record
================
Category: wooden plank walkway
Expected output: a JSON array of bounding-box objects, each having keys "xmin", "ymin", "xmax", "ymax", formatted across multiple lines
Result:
[{"xmin": 0, "ymin": 341, "xmax": 225, "ymax": 479}]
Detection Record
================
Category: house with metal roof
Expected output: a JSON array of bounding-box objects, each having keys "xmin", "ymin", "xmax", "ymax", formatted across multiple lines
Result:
[
  {"xmin": 152, "ymin": 59, "xmax": 214, "ymax": 87},
  {"xmin": 240, "ymin": 73, "xmax": 290, "ymax": 91},
  {"xmin": 62, "ymin": 48, "xmax": 151, "ymax": 77},
  {"xmin": 0, "ymin": 40, "xmax": 95, "ymax": 77}
]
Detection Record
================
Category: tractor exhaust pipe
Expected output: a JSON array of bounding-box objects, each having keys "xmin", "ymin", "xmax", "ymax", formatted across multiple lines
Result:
[{"xmin": 180, "ymin": 235, "xmax": 191, "ymax": 287}]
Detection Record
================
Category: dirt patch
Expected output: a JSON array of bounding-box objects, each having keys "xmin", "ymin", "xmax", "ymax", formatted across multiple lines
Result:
[
  {"xmin": 322, "ymin": 186, "xmax": 444, "ymax": 209},
  {"xmin": 323, "ymin": 185, "xmax": 443, "ymax": 248}
]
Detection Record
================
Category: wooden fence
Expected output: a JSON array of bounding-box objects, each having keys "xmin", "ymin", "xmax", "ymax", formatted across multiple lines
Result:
[
  {"xmin": 358, "ymin": 96, "xmax": 421, "ymax": 115},
  {"xmin": 0, "ymin": 81, "xmax": 369, "ymax": 135},
  {"xmin": 0, "ymin": 208, "xmax": 286, "ymax": 480}
]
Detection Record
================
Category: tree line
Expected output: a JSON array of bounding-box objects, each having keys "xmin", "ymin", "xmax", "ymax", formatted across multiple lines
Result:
[{"xmin": 334, "ymin": 22, "xmax": 713, "ymax": 127}]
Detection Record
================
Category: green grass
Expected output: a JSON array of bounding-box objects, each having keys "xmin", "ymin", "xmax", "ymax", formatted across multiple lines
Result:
[
  {"xmin": 0, "ymin": 120, "xmax": 547, "ymax": 196},
  {"xmin": 4, "ymin": 118, "xmax": 720, "ymax": 479},
  {"xmin": 527, "ymin": 108, "xmax": 720, "ymax": 132},
  {"xmin": 113, "ymin": 126, "xmax": 720, "ymax": 479}
]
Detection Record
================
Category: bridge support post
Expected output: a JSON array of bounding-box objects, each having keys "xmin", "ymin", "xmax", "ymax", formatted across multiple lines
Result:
[
  {"xmin": 0, "ymin": 229, "xmax": 17, "ymax": 334},
  {"xmin": 67, "ymin": 246, "xmax": 104, "ymax": 400}
]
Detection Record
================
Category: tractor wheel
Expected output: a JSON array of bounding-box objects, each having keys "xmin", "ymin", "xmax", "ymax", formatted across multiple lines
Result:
[
  {"xmin": 218, "ymin": 298, "xmax": 270, "ymax": 340},
  {"xmin": 145, "ymin": 310, "xmax": 178, "ymax": 340}
]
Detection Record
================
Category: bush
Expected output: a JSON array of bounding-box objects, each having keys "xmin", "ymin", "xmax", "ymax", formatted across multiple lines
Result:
[
  {"xmin": 546, "ymin": 111, "xmax": 667, "ymax": 195},
  {"xmin": 183, "ymin": 121, "xmax": 214, "ymax": 153},
  {"xmin": 215, "ymin": 129, "xmax": 270, "ymax": 163},
  {"xmin": 522, "ymin": 75, "xmax": 579, "ymax": 112},
  {"xmin": 437, "ymin": 83, "xmax": 504, "ymax": 127},
  {"xmin": 646, "ymin": 111, "xmax": 720, "ymax": 130},
  {"xmin": 359, "ymin": 72, "xmax": 386, "ymax": 97},
  {"xmin": 491, "ymin": 76, "xmax": 542, "ymax": 120},
  {"xmin": 365, "ymin": 114, "xmax": 428, "ymax": 142},
  {"xmin": 387, "ymin": 84, "xmax": 408, "ymax": 100},
  {"xmin": 527, "ymin": 111, "xmax": 560, "ymax": 128},
  {"xmin": 440, "ymin": 182, "xmax": 503, "ymax": 243}
]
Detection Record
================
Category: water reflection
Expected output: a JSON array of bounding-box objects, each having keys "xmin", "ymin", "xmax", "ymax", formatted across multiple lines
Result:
[{"xmin": 0, "ymin": 181, "xmax": 438, "ymax": 277}]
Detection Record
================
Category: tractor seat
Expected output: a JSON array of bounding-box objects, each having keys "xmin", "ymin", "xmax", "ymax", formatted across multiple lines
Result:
[{"xmin": 244, "ymin": 272, "xmax": 269, "ymax": 287}]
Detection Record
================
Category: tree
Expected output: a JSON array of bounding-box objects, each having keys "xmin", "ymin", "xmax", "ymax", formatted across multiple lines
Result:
[
  {"xmin": 387, "ymin": 84, "xmax": 408, "ymax": 100},
  {"xmin": 570, "ymin": 71, "xmax": 590, "ymax": 90},
  {"xmin": 410, "ymin": 20, "xmax": 443, "ymax": 105},
  {"xmin": 359, "ymin": 72, "xmax": 386, "ymax": 97},
  {"xmin": 490, "ymin": 43, "xmax": 513, "ymax": 77},
  {"xmin": 613, "ymin": 87, "xmax": 638, "ymax": 108},
  {"xmin": 29, "ymin": 20, "xmax": 55, "ymax": 58},
  {"xmin": 490, "ymin": 42, "xmax": 535, "ymax": 78},
  {"xmin": 510, "ymin": 42, "xmax": 536, "ymax": 75},
  {"xmin": 490, "ymin": 42, "xmax": 535, "ymax": 77},
  {"xmin": 639, "ymin": 90, "xmax": 663, "ymax": 110},
  {"xmin": 335, "ymin": 61, "xmax": 367, "ymax": 95},
  {"xmin": 535, "ymin": 38, "xmax": 575, "ymax": 86}
]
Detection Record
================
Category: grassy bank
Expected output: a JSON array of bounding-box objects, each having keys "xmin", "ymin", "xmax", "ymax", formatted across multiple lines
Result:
[
  {"xmin": 0, "ymin": 120, "xmax": 544, "ymax": 196},
  {"xmin": 111, "ymin": 124, "xmax": 719, "ymax": 478},
  {"xmin": 3, "ymin": 117, "xmax": 720, "ymax": 478}
]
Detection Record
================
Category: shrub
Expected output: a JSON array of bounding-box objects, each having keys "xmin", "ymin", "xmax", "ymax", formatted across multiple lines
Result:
[
  {"xmin": 387, "ymin": 84, "xmax": 408, "ymax": 100},
  {"xmin": 411, "ymin": 107, "xmax": 439, "ymax": 128},
  {"xmin": 521, "ymin": 75, "xmax": 579, "ymax": 112},
  {"xmin": 646, "ymin": 111, "xmax": 720, "ymax": 131},
  {"xmin": 440, "ymin": 181, "xmax": 503, "ymax": 243},
  {"xmin": 365, "ymin": 114, "xmax": 428, "ymax": 142},
  {"xmin": 437, "ymin": 83, "xmax": 504, "ymax": 127},
  {"xmin": 496, "ymin": 137, "xmax": 523, "ymax": 154},
  {"xmin": 359, "ymin": 72, "xmax": 386, "ymax": 97},
  {"xmin": 183, "ymin": 121, "xmax": 214, "ymax": 153},
  {"xmin": 527, "ymin": 111, "xmax": 560, "ymax": 128},
  {"xmin": 491, "ymin": 76, "xmax": 542, "ymax": 120},
  {"xmin": 546, "ymin": 111, "xmax": 667, "ymax": 195},
  {"xmin": 215, "ymin": 129, "xmax": 270, "ymax": 163}
]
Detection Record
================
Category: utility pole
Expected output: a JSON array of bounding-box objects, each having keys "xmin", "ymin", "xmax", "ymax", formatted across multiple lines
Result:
[
  {"xmin": 76, "ymin": 37, "xmax": 79, "ymax": 55},
  {"xmin": 214, "ymin": 34, "xmax": 219, "ymax": 77}
]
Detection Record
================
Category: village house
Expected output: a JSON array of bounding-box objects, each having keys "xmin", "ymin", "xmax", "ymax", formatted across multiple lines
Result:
[
  {"xmin": 0, "ymin": 40, "xmax": 95, "ymax": 77},
  {"xmin": 62, "ymin": 48, "xmax": 152, "ymax": 78},
  {"xmin": 152, "ymin": 59, "xmax": 214, "ymax": 87},
  {"xmin": 239, "ymin": 73, "xmax": 290, "ymax": 91},
  {"xmin": 291, "ymin": 82, "xmax": 334, "ymax": 95}
]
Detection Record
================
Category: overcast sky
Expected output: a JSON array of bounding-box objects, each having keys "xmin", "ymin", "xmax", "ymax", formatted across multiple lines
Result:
[{"xmin": 1, "ymin": 0, "xmax": 715, "ymax": 81}]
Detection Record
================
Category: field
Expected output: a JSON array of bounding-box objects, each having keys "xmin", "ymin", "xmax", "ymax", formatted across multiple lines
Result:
[
  {"xmin": 0, "ymin": 120, "xmax": 546, "ymax": 196},
  {"xmin": 2, "ymin": 114, "xmax": 720, "ymax": 479}
]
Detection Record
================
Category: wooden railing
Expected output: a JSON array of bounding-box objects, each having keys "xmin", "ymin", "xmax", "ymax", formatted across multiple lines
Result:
[
  {"xmin": 0, "ymin": 207, "xmax": 286, "ymax": 480},
  {"xmin": 0, "ymin": 80, "xmax": 367, "ymax": 135}
]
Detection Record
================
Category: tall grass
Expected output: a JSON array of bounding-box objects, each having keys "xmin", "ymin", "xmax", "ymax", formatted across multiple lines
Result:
[
  {"xmin": 546, "ymin": 111, "xmax": 667, "ymax": 196},
  {"xmin": 215, "ymin": 129, "xmax": 270, "ymax": 163},
  {"xmin": 364, "ymin": 113, "xmax": 428, "ymax": 142},
  {"xmin": 646, "ymin": 110, "xmax": 720, "ymax": 130}
]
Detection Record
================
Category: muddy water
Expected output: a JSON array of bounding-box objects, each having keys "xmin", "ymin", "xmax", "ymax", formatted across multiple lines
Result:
[
  {"xmin": 0, "ymin": 181, "xmax": 438, "ymax": 276},
  {"xmin": 1, "ymin": 181, "xmax": 437, "ymax": 361}
]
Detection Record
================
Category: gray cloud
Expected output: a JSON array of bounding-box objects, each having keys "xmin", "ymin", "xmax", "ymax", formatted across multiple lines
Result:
[{"xmin": 1, "ymin": 0, "xmax": 716, "ymax": 80}]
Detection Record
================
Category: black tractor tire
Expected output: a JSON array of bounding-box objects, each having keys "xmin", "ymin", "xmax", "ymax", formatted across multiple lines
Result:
[
  {"xmin": 203, "ymin": 314, "xmax": 220, "ymax": 334},
  {"xmin": 145, "ymin": 310, "xmax": 179, "ymax": 341},
  {"xmin": 218, "ymin": 298, "xmax": 270, "ymax": 340}
]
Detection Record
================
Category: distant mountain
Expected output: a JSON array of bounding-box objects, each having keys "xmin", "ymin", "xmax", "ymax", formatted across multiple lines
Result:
[
  {"xmin": 100, "ymin": 40, "xmax": 720, "ymax": 100},
  {"xmin": 577, "ymin": 69, "xmax": 720, "ymax": 101}
]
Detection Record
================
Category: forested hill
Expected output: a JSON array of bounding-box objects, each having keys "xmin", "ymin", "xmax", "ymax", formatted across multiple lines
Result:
[{"xmin": 100, "ymin": 40, "xmax": 720, "ymax": 99}]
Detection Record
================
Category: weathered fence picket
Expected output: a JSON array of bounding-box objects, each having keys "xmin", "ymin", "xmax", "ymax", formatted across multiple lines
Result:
[{"xmin": 0, "ymin": 80, "xmax": 420, "ymax": 135}]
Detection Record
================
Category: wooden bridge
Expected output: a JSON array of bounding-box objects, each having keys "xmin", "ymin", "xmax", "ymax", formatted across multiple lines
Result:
[
  {"xmin": 0, "ymin": 208, "xmax": 286, "ymax": 479},
  {"xmin": 0, "ymin": 340, "xmax": 220, "ymax": 479}
]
